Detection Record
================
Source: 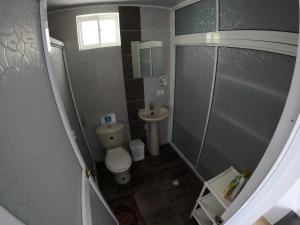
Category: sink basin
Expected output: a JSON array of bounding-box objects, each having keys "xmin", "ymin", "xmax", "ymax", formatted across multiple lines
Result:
[
  {"xmin": 138, "ymin": 106, "xmax": 169, "ymax": 156},
  {"xmin": 138, "ymin": 106, "xmax": 169, "ymax": 123}
]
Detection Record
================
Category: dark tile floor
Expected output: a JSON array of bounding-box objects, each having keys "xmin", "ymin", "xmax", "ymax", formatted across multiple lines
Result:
[
  {"xmin": 97, "ymin": 144, "xmax": 203, "ymax": 225},
  {"xmin": 276, "ymin": 212, "xmax": 300, "ymax": 225}
]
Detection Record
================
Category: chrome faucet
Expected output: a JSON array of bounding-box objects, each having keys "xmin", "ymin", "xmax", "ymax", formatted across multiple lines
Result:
[{"xmin": 149, "ymin": 102, "xmax": 155, "ymax": 110}]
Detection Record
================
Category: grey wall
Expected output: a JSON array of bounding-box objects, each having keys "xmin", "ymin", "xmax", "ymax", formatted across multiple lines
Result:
[
  {"xmin": 0, "ymin": 0, "xmax": 82, "ymax": 224},
  {"xmin": 140, "ymin": 7, "xmax": 171, "ymax": 144},
  {"xmin": 48, "ymin": 6, "xmax": 171, "ymax": 159},
  {"xmin": 48, "ymin": 6, "xmax": 130, "ymax": 161}
]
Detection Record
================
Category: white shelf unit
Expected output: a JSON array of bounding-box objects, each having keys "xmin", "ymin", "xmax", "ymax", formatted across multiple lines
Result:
[
  {"xmin": 191, "ymin": 167, "xmax": 241, "ymax": 225},
  {"xmin": 193, "ymin": 208, "xmax": 211, "ymax": 225}
]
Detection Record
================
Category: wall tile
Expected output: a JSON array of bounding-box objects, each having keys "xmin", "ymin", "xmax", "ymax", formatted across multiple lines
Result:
[
  {"xmin": 122, "ymin": 55, "xmax": 133, "ymax": 80},
  {"xmin": 119, "ymin": 6, "xmax": 146, "ymax": 142},
  {"xmin": 119, "ymin": 6, "xmax": 141, "ymax": 31},
  {"xmin": 140, "ymin": 7, "xmax": 170, "ymax": 31},
  {"xmin": 121, "ymin": 31, "xmax": 141, "ymax": 55},
  {"xmin": 130, "ymin": 120, "xmax": 147, "ymax": 143},
  {"xmin": 127, "ymin": 100, "xmax": 145, "ymax": 121},
  {"xmin": 140, "ymin": 8, "xmax": 171, "ymax": 145},
  {"xmin": 125, "ymin": 79, "xmax": 145, "ymax": 101}
]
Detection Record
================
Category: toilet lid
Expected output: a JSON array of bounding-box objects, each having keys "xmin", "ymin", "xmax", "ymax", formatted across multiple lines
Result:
[{"xmin": 105, "ymin": 147, "xmax": 132, "ymax": 172}]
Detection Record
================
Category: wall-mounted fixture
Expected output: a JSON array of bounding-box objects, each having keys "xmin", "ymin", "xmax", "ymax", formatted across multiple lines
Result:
[
  {"xmin": 131, "ymin": 41, "xmax": 163, "ymax": 79},
  {"xmin": 160, "ymin": 76, "xmax": 168, "ymax": 86}
]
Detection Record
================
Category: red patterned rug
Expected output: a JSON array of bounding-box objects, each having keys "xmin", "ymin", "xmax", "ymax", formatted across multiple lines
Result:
[{"xmin": 109, "ymin": 195, "xmax": 146, "ymax": 225}]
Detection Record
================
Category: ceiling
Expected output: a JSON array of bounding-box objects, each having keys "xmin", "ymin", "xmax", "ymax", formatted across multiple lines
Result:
[{"xmin": 47, "ymin": 0, "xmax": 184, "ymax": 11}]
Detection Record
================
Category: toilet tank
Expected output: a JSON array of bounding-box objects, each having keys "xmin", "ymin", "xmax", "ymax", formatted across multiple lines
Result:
[{"xmin": 96, "ymin": 123, "xmax": 125, "ymax": 149}]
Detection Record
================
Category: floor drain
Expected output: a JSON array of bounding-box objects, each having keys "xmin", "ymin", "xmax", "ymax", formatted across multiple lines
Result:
[{"xmin": 172, "ymin": 179, "xmax": 179, "ymax": 186}]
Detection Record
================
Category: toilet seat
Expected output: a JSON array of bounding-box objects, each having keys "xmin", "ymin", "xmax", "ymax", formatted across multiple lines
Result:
[{"xmin": 105, "ymin": 147, "xmax": 132, "ymax": 173}]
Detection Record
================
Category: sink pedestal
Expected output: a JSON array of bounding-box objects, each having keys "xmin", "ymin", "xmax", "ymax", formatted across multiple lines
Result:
[
  {"xmin": 149, "ymin": 122, "xmax": 159, "ymax": 156},
  {"xmin": 138, "ymin": 106, "xmax": 169, "ymax": 156}
]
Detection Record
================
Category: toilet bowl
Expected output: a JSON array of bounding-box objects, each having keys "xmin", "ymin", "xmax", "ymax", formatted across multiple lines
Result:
[
  {"xmin": 105, "ymin": 147, "xmax": 132, "ymax": 184},
  {"xmin": 96, "ymin": 123, "xmax": 132, "ymax": 184}
]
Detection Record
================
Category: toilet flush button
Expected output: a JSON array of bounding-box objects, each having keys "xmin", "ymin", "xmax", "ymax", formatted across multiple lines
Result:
[{"xmin": 172, "ymin": 180, "xmax": 179, "ymax": 186}]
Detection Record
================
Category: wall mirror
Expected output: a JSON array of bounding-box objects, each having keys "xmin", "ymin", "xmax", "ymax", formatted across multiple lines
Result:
[{"xmin": 131, "ymin": 41, "xmax": 163, "ymax": 79}]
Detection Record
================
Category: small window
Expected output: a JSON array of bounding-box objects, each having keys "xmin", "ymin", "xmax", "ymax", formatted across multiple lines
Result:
[{"xmin": 76, "ymin": 13, "xmax": 121, "ymax": 50}]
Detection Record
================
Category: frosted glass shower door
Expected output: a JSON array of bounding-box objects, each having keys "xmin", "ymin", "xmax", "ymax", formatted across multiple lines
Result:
[
  {"xmin": 50, "ymin": 44, "xmax": 93, "ymax": 169},
  {"xmin": 197, "ymin": 47, "xmax": 295, "ymax": 179},
  {"xmin": 82, "ymin": 175, "xmax": 118, "ymax": 225},
  {"xmin": 219, "ymin": 0, "xmax": 298, "ymax": 32},
  {"xmin": 172, "ymin": 46, "xmax": 215, "ymax": 166},
  {"xmin": 175, "ymin": 0, "xmax": 216, "ymax": 35}
]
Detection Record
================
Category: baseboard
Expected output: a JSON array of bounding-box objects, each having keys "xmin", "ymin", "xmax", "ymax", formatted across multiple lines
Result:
[{"xmin": 169, "ymin": 142, "xmax": 205, "ymax": 183}]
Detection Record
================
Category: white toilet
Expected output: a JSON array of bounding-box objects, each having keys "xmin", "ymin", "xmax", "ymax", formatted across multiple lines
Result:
[{"xmin": 96, "ymin": 123, "xmax": 132, "ymax": 184}]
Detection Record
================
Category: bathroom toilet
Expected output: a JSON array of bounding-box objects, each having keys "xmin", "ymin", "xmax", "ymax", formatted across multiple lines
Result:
[{"xmin": 96, "ymin": 123, "xmax": 132, "ymax": 184}]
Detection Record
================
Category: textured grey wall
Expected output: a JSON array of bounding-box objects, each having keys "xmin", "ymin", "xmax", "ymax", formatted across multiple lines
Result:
[
  {"xmin": 0, "ymin": 0, "xmax": 82, "ymax": 224},
  {"xmin": 140, "ymin": 7, "xmax": 171, "ymax": 144},
  {"xmin": 48, "ymin": 6, "xmax": 130, "ymax": 161}
]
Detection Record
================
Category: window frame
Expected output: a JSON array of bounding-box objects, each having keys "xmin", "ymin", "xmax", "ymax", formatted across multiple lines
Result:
[{"xmin": 76, "ymin": 13, "xmax": 121, "ymax": 51}]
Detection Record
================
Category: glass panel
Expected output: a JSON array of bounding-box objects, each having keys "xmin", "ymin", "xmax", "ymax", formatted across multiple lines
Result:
[
  {"xmin": 50, "ymin": 46, "xmax": 94, "ymax": 168},
  {"xmin": 198, "ymin": 47, "xmax": 295, "ymax": 179},
  {"xmin": 131, "ymin": 41, "xmax": 163, "ymax": 79},
  {"xmin": 100, "ymin": 18, "xmax": 118, "ymax": 44},
  {"xmin": 175, "ymin": 0, "xmax": 216, "ymax": 35},
  {"xmin": 140, "ymin": 48, "xmax": 152, "ymax": 77},
  {"xmin": 220, "ymin": 0, "xmax": 299, "ymax": 32},
  {"xmin": 173, "ymin": 46, "xmax": 215, "ymax": 165},
  {"xmin": 151, "ymin": 47, "xmax": 163, "ymax": 77},
  {"xmin": 89, "ymin": 182, "xmax": 117, "ymax": 225},
  {"xmin": 81, "ymin": 20, "xmax": 100, "ymax": 46}
]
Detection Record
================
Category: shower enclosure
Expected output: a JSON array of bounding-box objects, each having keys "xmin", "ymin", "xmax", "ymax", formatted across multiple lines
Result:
[{"xmin": 171, "ymin": 0, "xmax": 298, "ymax": 179}]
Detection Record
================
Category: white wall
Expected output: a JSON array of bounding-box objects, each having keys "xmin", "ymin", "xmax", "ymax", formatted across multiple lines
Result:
[{"xmin": 265, "ymin": 178, "xmax": 300, "ymax": 224}]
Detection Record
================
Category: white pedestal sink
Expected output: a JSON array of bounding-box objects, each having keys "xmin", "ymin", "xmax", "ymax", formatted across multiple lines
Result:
[{"xmin": 138, "ymin": 106, "xmax": 169, "ymax": 156}]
